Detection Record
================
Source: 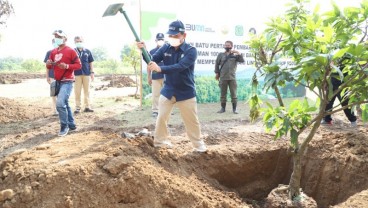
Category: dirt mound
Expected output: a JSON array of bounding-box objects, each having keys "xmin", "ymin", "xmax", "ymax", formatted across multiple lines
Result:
[
  {"xmin": 0, "ymin": 130, "xmax": 253, "ymax": 208},
  {"xmin": 0, "ymin": 73, "xmax": 45, "ymax": 84},
  {"xmin": 1, "ymin": 116, "xmax": 368, "ymax": 207},
  {"xmin": 334, "ymin": 189, "xmax": 368, "ymax": 207},
  {"xmin": 0, "ymin": 97, "xmax": 48, "ymax": 124},
  {"xmin": 101, "ymin": 75, "xmax": 136, "ymax": 88}
]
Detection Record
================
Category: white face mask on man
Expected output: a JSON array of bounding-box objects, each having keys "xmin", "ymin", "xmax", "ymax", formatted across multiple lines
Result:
[
  {"xmin": 54, "ymin": 38, "xmax": 64, "ymax": 46},
  {"xmin": 157, "ymin": 40, "xmax": 165, "ymax": 47},
  {"xmin": 168, "ymin": 37, "xmax": 181, "ymax": 47}
]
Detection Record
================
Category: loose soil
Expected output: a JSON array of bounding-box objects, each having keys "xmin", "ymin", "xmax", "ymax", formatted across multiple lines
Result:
[{"xmin": 0, "ymin": 74, "xmax": 367, "ymax": 208}]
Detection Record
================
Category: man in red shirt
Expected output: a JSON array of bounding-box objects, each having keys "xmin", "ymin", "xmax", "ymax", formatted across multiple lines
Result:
[{"xmin": 46, "ymin": 30, "xmax": 81, "ymax": 136}]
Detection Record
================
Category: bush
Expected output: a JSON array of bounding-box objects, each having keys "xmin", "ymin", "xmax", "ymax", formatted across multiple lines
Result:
[
  {"xmin": 94, "ymin": 59, "xmax": 135, "ymax": 75},
  {"xmin": 0, "ymin": 56, "xmax": 23, "ymax": 71},
  {"xmin": 21, "ymin": 59, "xmax": 44, "ymax": 72}
]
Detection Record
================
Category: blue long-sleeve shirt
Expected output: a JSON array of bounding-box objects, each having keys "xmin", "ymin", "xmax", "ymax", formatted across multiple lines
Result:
[
  {"xmin": 149, "ymin": 47, "xmax": 164, "ymax": 80},
  {"xmin": 151, "ymin": 42, "xmax": 197, "ymax": 101}
]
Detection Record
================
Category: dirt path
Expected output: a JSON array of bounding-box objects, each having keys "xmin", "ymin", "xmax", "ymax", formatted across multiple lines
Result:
[{"xmin": 1, "ymin": 75, "xmax": 368, "ymax": 207}]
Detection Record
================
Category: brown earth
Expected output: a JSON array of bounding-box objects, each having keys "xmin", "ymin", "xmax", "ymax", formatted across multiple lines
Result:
[
  {"xmin": 0, "ymin": 75, "xmax": 367, "ymax": 208},
  {"xmin": 0, "ymin": 73, "xmax": 134, "ymax": 88},
  {"xmin": 101, "ymin": 75, "xmax": 136, "ymax": 88},
  {"xmin": 0, "ymin": 73, "xmax": 44, "ymax": 84}
]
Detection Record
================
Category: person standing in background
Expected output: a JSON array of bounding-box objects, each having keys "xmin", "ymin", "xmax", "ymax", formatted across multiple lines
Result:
[
  {"xmin": 44, "ymin": 39, "xmax": 58, "ymax": 116},
  {"xmin": 73, "ymin": 36, "xmax": 95, "ymax": 114},
  {"xmin": 214, "ymin": 40, "xmax": 244, "ymax": 114},
  {"xmin": 148, "ymin": 33, "xmax": 165, "ymax": 117},
  {"xmin": 321, "ymin": 54, "xmax": 357, "ymax": 127}
]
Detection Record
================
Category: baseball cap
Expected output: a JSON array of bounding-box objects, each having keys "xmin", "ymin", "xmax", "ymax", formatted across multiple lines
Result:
[
  {"xmin": 156, "ymin": 33, "xmax": 165, "ymax": 40},
  {"xmin": 52, "ymin": 30, "xmax": 67, "ymax": 38},
  {"xmin": 167, "ymin": 20, "xmax": 185, "ymax": 35}
]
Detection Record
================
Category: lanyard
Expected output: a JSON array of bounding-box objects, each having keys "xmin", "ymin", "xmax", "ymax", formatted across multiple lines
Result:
[{"xmin": 76, "ymin": 49, "xmax": 84, "ymax": 58}]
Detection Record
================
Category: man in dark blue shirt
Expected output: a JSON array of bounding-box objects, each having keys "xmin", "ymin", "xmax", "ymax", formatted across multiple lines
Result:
[
  {"xmin": 73, "ymin": 36, "xmax": 95, "ymax": 114},
  {"xmin": 137, "ymin": 20, "xmax": 207, "ymax": 152},
  {"xmin": 44, "ymin": 39, "xmax": 58, "ymax": 116},
  {"xmin": 149, "ymin": 33, "xmax": 165, "ymax": 117}
]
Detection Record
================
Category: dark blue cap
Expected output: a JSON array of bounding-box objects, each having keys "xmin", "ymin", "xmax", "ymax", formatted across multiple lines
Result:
[
  {"xmin": 156, "ymin": 33, "xmax": 165, "ymax": 40},
  {"xmin": 167, "ymin": 20, "xmax": 185, "ymax": 35}
]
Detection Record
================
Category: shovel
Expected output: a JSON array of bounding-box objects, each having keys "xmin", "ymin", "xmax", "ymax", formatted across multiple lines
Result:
[{"xmin": 103, "ymin": 3, "xmax": 151, "ymax": 62}]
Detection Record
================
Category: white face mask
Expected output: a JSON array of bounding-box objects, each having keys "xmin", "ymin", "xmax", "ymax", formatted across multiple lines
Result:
[
  {"xmin": 54, "ymin": 38, "xmax": 64, "ymax": 46},
  {"xmin": 52, "ymin": 42, "xmax": 58, "ymax": 48},
  {"xmin": 75, "ymin": 42, "xmax": 83, "ymax": 48},
  {"xmin": 157, "ymin": 40, "xmax": 165, "ymax": 47},
  {"xmin": 168, "ymin": 37, "xmax": 181, "ymax": 47}
]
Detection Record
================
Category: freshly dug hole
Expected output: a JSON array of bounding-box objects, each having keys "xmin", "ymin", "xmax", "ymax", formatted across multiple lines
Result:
[{"xmin": 204, "ymin": 129, "xmax": 368, "ymax": 207}]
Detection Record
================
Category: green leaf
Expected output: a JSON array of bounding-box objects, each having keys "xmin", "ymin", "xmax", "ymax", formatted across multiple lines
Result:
[
  {"xmin": 323, "ymin": 26, "xmax": 334, "ymax": 43},
  {"xmin": 315, "ymin": 98, "xmax": 321, "ymax": 109},
  {"xmin": 354, "ymin": 44, "xmax": 365, "ymax": 56},
  {"xmin": 290, "ymin": 129, "xmax": 299, "ymax": 147},
  {"xmin": 277, "ymin": 22, "xmax": 292, "ymax": 36},
  {"xmin": 266, "ymin": 102, "xmax": 273, "ymax": 109},
  {"xmin": 358, "ymin": 60, "xmax": 367, "ymax": 65},
  {"xmin": 344, "ymin": 7, "xmax": 360, "ymax": 19},
  {"xmin": 311, "ymin": 71, "xmax": 322, "ymax": 80},
  {"xmin": 289, "ymin": 100, "xmax": 300, "ymax": 111},
  {"xmin": 306, "ymin": 17, "xmax": 315, "ymax": 31},
  {"xmin": 306, "ymin": 107, "xmax": 317, "ymax": 112},
  {"xmin": 313, "ymin": 3, "xmax": 320, "ymax": 15},
  {"xmin": 302, "ymin": 98, "xmax": 309, "ymax": 108},
  {"xmin": 265, "ymin": 63, "xmax": 280, "ymax": 73},
  {"xmin": 264, "ymin": 73, "xmax": 276, "ymax": 91},
  {"xmin": 300, "ymin": 56, "xmax": 315, "ymax": 64},
  {"xmin": 332, "ymin": 2, "xmax": 341, "ymax": 16},
  {"xmin": 316, "ymin": 54, "xmax": 328, "ymax": 65},
  {"xmin": 362, "ymin": 104, "xmax": 368, "ymax": 122},
  {"xmin": 333, "ymin": 48, "xmax": 349, "ymax": 59}
]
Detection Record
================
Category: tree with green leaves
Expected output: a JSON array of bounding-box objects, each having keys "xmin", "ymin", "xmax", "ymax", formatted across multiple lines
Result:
[
  {"xmin": 21, "ymin": 59, "xmax": 44, "ymax": 72},
  {"xmin": 0, "ymin": 56, "xmax": 22, "ymax": 71},
  {"xmin": 122, "ymin": 43, "xmax": 141, "ymax": 99},
  {"xmin": 120, "ymin": 45, "xmax": 131, "ymax": 61},
  {"xmin": 91, "ymin": 47, "xmax": 108, "ymax": 61},
  {"xmin": 0, "ymin": 0, "xmax": 13, "ymax": 26},
  {"xmin": 248, "ymin": 0, "xmax": 368, "ymax": 202},
  {"xmin": 0, "ymin": 0, "xmax": 14, "ymax": 42}
]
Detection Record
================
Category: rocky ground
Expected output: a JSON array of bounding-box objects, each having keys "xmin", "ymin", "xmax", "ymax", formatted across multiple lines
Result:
[{"xmin": 0, "ymin": 73, "xmax": 367, "ymax": 208}]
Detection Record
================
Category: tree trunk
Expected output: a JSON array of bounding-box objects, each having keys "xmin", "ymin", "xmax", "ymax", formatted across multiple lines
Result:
[
  {"xmin": 273, "ymin": 86, "xmax": 284, "ymax": 107},
  {"xmin": 134, "ymin": 68, "xmax": 138, "ymax": 99},
  {"xmin": 288, "ymin": 116, "xmax": 323, "ymax": 201},
  {"xmin": 289, "ymin": 152, "xmax": 301, "ymax": 200}
]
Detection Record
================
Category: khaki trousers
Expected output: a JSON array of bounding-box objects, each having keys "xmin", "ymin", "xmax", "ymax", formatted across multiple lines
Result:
[
  {"xmin": 151, "ymin": 78, "xmax": 164, "ymax": 113},
  {"xmin": 74, "ymin": 75, "xmax": 91, "ymax": 109},
  {"xmin": 154, "ymin": 96, "xmax": 204, "ymax": 148}
]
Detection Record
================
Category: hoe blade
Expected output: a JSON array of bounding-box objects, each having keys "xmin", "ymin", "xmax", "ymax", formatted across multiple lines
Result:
[{"xmin": 102, "ymin": 3, "xmax": 124, "ymax": 17}]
